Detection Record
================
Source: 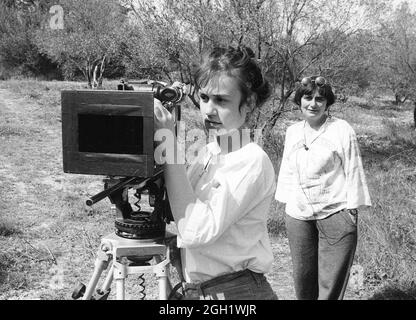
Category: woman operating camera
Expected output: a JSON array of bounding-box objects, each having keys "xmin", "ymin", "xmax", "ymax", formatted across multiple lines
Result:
[{"xmin": 153, "ymin": 46, "xmax": 278, "ymax": 300}]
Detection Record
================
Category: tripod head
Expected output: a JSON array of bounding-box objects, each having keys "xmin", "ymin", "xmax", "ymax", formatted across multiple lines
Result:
[{"xmin": 86, "ymin": 170, "xmax": 173, "ymax": 240}]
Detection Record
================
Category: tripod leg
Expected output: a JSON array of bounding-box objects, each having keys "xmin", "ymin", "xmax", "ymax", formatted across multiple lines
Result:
[
  {"xmin": 158, "ymin": 272, "xmax": 168, "ymax": 300},
  {"xmin": 154, "ymin": 255, "xmax": 169, "ymax": 300},
  {"xmin": 114, "ymin": 262, "xmax": 127, "ymax": 300},
  {"xmin": 99, "ymin": 262, "xmax": 114, "ymax": 293},
  {"xmin": 115, "ymin": 278, "xmax": 125, "ymax": 300},
  {"xmin": 82, "ymin": 255, "xmax": 110, "ymax": 300}
]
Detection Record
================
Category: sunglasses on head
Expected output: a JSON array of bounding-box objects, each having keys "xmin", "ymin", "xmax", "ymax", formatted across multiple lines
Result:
[{"xmin": 301, "ymin": 76, "xmax": 327, "ymax": 87}]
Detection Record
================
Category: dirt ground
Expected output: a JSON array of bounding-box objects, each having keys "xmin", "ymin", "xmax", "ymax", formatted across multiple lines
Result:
[{"xmin": 0, "ymin": 84, "xmax": 366, "ymax": 300}]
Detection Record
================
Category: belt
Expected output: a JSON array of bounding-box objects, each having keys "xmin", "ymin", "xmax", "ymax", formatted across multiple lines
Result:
[{"xmin": 168, "ymin": 269, "xmax": 263, "ymax": 300}]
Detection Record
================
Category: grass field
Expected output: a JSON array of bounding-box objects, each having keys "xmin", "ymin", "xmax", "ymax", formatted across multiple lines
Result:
[{"xmin": 0, "ymin": 79, "xmax": 415, "ymax": 300}]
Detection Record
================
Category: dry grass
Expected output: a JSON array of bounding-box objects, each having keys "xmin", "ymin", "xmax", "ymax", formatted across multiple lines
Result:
[{"xmin": 0, "ymin": 79, "xmax": 415, "ymax": 300}]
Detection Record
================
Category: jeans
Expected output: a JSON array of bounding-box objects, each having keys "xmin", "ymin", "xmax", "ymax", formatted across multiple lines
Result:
[
  {"xmin": 169, "ymin": 269, "xmax": 278, "ymax": 300},
  {"xmin": 285, "ymin": 209, "xmax": 358, "ymax": 300}
]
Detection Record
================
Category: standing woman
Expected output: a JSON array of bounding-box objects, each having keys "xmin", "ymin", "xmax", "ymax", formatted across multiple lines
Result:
[
  {"xmin": 154, "ymin": 46, "xmax": 278, "ymax": 300},
  {"xmin": 275, "ymin": 76, "xmax": 371, "ymax": 300}
]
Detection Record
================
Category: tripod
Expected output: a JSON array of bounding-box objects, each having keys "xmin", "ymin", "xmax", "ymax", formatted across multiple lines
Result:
[
  {"xmin": 72, "ymin": 232, "xmax": 176, "ymax": 300},
  {"xmin": 72, "ymin": 171, "xmax": 177, "ymax": 300}
]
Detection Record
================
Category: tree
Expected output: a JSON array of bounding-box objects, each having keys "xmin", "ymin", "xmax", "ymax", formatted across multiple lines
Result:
[
  {"xmin": 35, "ymin": 0, "xmax": 128, "ymax": 87},
  {"xmin": 120, "ymin": 0, "xmax": 234, "ymax": 106},
  {"xmin": 370, "ymin": 1, "xmax": 416, "ymax": 127},
  {"xmin": 375, "ymin": 2, "xmax": 416, "ymax": 101},
  {"xmin": 0, "ymin": 0, "xmax": 60, "ymax": 78},
  {"xmin": 122, "ymin": 0, "xmax": 407, "ymax": 134},
  {"xmin": 308, "ymin": 29, "xmax": 376, "ymax": 96},
  {"xmin": 254, "ymin": 0, "xmax": 378, "ymax": 136}
]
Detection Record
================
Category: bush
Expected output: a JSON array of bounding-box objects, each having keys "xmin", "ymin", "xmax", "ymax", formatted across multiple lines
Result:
[
  {"xmin": 0, "ymin": 2, "xmax": 62, "ymax": 80},
  {"xmin": 356, "ymin": 119, "xmax": 416, "ymax": 291}
]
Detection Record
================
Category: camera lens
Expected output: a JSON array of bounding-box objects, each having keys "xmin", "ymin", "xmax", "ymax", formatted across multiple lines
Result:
[{"xmin": 153, "ymin": 84, "xmax": 184, "ymax": 103}]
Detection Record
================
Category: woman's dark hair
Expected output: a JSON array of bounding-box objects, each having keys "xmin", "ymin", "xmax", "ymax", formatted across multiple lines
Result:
[
  {"xmin": 293, "ymin": 76, "xmax": 336, "ymax": 108},
  {"xmin": 194, "ymin": 46, "xmax": 270, "ymax": 109}
]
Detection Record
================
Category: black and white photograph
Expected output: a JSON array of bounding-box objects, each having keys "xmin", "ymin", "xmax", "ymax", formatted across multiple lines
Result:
[{"xmin": 0, "ymin": 0, "xmax": 415, "ymax": 305}]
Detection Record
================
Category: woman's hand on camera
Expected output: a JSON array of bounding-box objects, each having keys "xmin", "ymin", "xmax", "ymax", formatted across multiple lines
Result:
[{"xmin": 154, "ymin": 98, "xmax": 175, "ymax": 133}]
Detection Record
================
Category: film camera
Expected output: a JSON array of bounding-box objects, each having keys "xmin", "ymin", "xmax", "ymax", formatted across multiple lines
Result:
[
  {"xmin": 62, "ymin": 80, "xmax": 187, "ymax": 300},
  {"xmin": 61, "ymin": 79, "xmax": 187, "ymax": 240}
]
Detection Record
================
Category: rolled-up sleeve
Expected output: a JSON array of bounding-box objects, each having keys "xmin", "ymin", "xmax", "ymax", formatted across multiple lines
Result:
[{"xmin": 177, "ymin": 152, "xmax": 275, "ymax": 248}]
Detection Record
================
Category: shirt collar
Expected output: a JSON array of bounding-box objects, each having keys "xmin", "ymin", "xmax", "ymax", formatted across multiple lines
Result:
[{"xmin": 206, "ymin": 141, "xmax": 222, "ymax": 156}]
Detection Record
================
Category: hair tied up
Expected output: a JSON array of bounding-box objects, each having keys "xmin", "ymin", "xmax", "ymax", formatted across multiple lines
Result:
[
  {"xmin": 195, "ymin": 45, "xmax": 271, "ymax": 107},
  {"xmin": 237, "ymin": 45, "xmax": 255, "ymax": 59}
]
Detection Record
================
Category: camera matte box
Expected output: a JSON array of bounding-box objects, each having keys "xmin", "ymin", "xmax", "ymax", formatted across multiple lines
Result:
[{"xmin": 61, "ymin": 90, "xmax": 154, "ymax": 177}]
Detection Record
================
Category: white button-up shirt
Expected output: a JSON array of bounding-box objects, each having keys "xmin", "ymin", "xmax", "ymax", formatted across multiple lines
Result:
[
  {"xmin": 177, "ymin": 142, "xmax": 276, "ymax": 283},
  {"xmin": 275, "ymin": 117, "xmax": 371, "ymax": 220}
]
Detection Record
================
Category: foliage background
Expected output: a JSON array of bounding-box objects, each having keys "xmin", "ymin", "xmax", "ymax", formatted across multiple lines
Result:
[{"xmin": 1, "ymin": 0, "xmax": 416, "ymax": 300}]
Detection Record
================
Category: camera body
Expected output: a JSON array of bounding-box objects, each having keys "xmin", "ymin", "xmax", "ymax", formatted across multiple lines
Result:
[{"xmin": 61, "ymin": 81, "xmax": 184, "ymax": 178}]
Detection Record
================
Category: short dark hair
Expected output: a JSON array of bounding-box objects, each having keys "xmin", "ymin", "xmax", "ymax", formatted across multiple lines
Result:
[
  {"xmin": 194, "ymin": 46, "xmax": 270, "ymax": 109},
  {"xmin": 293, "ymin": 76, "xmax": 336, "ymax": 108}
]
